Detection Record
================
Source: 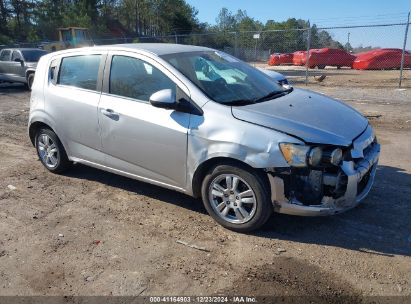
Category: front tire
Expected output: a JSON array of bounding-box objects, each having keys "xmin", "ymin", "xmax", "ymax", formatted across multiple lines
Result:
[
  {"xmin": 201, "ymin": 164, "xmax": 272, "ymax": 232},
  {"xmin": 35, "ymin": 128, "xmax": 71, "ymax": 173},
  {"xmin": 26, "ymin": 73, "xmax": 34, "ymax": 90}
]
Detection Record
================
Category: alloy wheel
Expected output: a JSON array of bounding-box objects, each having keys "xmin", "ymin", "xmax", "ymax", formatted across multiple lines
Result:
[
  {"xmin": 208, "ymin": 174, "xmax": 257, "ymax": 224},
  {"xmin": 37, "ymin": 134, "xmax": 59, "ymax": 168}
]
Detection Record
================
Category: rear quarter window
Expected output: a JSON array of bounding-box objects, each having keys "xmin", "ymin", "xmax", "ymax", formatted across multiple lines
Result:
[{"xmin": 58, "ymin": 55, "xmax": 101, "ymax": 91}]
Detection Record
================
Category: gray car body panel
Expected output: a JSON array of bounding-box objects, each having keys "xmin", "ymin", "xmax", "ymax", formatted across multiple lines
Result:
[
  {"xmin": 232, "ymin": 88, "xmax": 368, "ymax": 146},
  {"xmin": 29, "ymin": 44, "xmax": 379, "ymax": 216}
]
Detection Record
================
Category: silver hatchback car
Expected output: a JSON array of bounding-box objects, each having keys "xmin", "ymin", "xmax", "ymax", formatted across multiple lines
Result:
[{"xmin": 28, "ymin": 44, "xmax": 380, "ymax": 232}]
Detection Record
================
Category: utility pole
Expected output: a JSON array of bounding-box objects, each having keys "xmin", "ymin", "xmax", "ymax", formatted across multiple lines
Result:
[
  {"xmin": 305, "ymin": 20, "xmax": 311, "ymax": 86},
  {"xmin": 347, "ymin": 32, "xmax": 350, "ymax": 45},
  {"xmin": 399, "ymin": 12, "xmax": 410, "ymax": 88}
]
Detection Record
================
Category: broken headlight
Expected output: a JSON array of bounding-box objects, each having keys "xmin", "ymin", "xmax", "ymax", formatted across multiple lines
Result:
[
  {"xmin": 279, "ymin": 143, "xmax": 322, "ymax": 167},
  {"xmin": 323, "ymin": 148, "xmax": 343, "ymax": 166}
]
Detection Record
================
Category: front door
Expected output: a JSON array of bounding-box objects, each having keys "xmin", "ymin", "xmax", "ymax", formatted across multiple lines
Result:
[
  {"xmin": 10, "ymin": 50, "xmax": 26, "ymax": 81},
  {"xmin": 98, "ymin": 53, "xmax": 190, "ymax": 189}
]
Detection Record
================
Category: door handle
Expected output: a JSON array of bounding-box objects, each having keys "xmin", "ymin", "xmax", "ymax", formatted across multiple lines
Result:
[{"xmin": 100, "ymin": 108, "xmax": 119, "ymax": 119}]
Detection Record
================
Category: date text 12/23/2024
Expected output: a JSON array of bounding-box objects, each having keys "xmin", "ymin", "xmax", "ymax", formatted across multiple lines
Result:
[{"xmin": 149, "ymin": 296, "xmax": 257, "ymax": 303}]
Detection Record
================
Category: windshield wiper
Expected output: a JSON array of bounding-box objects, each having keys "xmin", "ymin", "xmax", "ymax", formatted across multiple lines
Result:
[
  {"xmin": 224, "ymin": 99, "xmax": 256, "ymax": 106},
  {"xmin": 253, "ymin": 87, "xmax": 293, "ymax": 103}
]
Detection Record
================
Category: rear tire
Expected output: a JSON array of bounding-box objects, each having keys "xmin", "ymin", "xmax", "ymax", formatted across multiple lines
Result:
[
  {"xmin": 35, "ymin": 128, "xmax": 71, "ymax": 173},
  {"xmin": 201, "ymin": 163, "xmax": 272, "ymax": 232},
  {"xmin": 317, "ymin": 65, "xmax": 326, "ymax": 69}
]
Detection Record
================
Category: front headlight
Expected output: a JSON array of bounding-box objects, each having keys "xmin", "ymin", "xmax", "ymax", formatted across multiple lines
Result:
[{"xmin": 279, "ymin": 143, "xmax": 322, "ymax": 167}]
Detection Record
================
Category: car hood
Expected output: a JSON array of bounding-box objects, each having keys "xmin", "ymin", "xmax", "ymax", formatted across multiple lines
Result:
[{"xmin": 231, "ymin": 88, "xmax": 368, "ymax": 146}]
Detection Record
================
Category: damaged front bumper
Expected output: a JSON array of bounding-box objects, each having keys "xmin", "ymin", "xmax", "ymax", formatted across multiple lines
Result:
[{"xmin": 269, "ymin": 132, "xmax": 381, "ymax": 216}]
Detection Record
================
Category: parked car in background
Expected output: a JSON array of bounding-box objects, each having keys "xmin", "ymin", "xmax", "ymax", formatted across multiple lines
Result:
[
  {"xmin": 29, "ymin": 44, "xmax": 380, "ymax": 232},
  {"xmin": 257, "ymin": 67, "xmax": 290, "ymax": 87},
  {"xmin": 292, "ymin": 48, "xmax": 355, "ymax": 69},
  {"xmin": 268, "ymin": 53, "xmax": 294, "ymax": 66},
  {"xmin": 193, "ymin": 55, "xmax": 289, "ymax": 87},
  {"xmin": 292, "ymin": 50, "xmax": 308, "ymax": 66},
  {"xmin": 0, "ymin": 48, "xmax": 48, "ymax": 89},
  {"xmin": 352, "ymin": 48, "xmax": 411, "ymax": 70}
]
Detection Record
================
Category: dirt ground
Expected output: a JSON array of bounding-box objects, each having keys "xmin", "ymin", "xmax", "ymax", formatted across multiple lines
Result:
[{"xmin": 0, "ymin": 69, "xmax": 411, "ymax": 302}]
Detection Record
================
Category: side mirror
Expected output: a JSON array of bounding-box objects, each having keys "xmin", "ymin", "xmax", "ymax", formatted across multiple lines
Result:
[
  {"xmin": 149, "ymin": 89, "xmax": 177, "ymax": 110},
  {"xmin": 14, "ymin": 58, "xmax": 24, "ymax": 65}
]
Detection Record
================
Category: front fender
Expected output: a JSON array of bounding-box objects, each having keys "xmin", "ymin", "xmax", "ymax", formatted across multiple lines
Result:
[
  {"xmin": 25, "ymin": 68, "xmax": 36, "ymax": 78},
  {"xmin": 185, "ymin": 102, "xmax": 302, "ymax": 194}
]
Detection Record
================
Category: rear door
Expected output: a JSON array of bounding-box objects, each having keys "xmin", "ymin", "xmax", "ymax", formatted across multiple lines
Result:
[
  {"xmin": 98, "ymin": 51, "xmax": 191, "ymax": 188},
  {"xmin": 45, "ymin": 52, "xmax": 107, "ymax": 163},
  {"xmin": 0, "ymin": 49, "xmax": 12, "ymax": 81}
]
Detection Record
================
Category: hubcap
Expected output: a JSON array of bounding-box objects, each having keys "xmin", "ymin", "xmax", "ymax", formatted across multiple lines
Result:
[
  {"xmin": 37, "ymin": 134, "xmax": 59, "ymax": 168},
  {"xmin": 209, "ymin": 174, "xmax": 257, "ymax": 224}
]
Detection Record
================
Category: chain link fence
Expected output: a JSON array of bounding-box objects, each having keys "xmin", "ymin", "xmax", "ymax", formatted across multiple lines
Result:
[{"xmin": 1, "ymin": 21, "xmax": 410, "ymax": 88}]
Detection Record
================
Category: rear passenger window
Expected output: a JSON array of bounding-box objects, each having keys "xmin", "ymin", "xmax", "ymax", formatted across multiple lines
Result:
[
  {"xmin": 58, "ymin": 55, "xmax": 101, "ymax": 91},
  {"xmin": 109, "ymin": 55, "xmax": 176, "ymax": 101},
  {"xmin": 0, "ymin": 50, "xmax": 11, "ymax": 61}
]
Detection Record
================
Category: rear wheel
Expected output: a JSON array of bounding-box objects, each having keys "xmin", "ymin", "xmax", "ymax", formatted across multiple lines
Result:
[
  {"xmin": 35, "ymin": 128, "xmax": 71, "ymax": 173},
  {"xmin": 317, "ymin": 65, "xmax": 326, "ymax": 69},
  {"xmin": 201, "ymin": 164, "xmax": 272, "ymax": 232}
]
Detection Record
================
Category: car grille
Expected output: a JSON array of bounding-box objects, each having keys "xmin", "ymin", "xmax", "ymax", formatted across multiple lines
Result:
[{"xmin": 351, "ymin": 135, "xmax": 377, "ymax": 194}]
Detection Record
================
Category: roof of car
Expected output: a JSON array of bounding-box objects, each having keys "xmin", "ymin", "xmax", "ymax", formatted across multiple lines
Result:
[
  {"xmin": 1, "ymin": 48, "xmax": 47, "ymax": 52},
  {"xmin": 109, "ymin": 43, "xmax": 213, "ymax": 55}
]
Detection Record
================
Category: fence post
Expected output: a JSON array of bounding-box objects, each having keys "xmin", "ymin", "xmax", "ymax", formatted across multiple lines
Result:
[
  {"xmin": 305, "ymin": 21, "xmax": 311, "ymax": 86},
  {"xmin": 254, "ymin": 33, "xmax": 258, "ymax": 62},
  {"xmin": 234, "ymin": 32, "xmax": 238, "ymax": 57},
  {"xmin": 399, "ymin": 12, "xmax": 410, "ymax": 88}
]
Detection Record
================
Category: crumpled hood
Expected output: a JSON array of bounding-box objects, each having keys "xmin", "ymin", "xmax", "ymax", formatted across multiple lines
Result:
[{"xmin": 231, "ymin": 88, "xmax": 368, "ymax": 146}]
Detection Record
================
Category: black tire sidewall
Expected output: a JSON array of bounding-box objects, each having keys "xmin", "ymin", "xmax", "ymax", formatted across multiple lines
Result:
[
  {"xmin": 35, "ymin": 128, "xmax": 69, "ymax": 173},
  {"xmin": 201, "ymin": 164, "xmax": 272, "ymax": 232},
  {"xmin": 27, "ymin": 74, "xmax": 34, "ymax": 90}
]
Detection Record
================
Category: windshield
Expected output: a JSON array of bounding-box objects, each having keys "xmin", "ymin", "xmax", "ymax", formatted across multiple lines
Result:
[
  {"xmin": 21, "ymin": 50, "xmax": 48, "ymax": 62},
  {"xmin": 160, "ymin": 51, "xmax": 288, "ymax": 105}
]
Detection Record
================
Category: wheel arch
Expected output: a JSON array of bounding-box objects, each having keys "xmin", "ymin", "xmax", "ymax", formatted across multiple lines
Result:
[
  {"xmin": 29, "ymin": 121, "xmax": 55, "ymax": 146},
  {"xmin": 191, "ymin": 156, "xmax": 270, "ymax": 198},
  {"xmin": 25, "ymin": 68, "xmax": 35, "ymax": 79}
]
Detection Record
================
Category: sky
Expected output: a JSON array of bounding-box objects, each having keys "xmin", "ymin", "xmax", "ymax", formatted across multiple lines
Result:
[{"xmin": 187, "ymin": 0, "xmax": 411, "ymax": 48}]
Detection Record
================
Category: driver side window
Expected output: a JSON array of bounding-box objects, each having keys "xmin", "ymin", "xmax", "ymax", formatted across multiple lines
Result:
[{"xmin": 109, "ymin": 55, "xmax": 176, "ymax": 102}]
